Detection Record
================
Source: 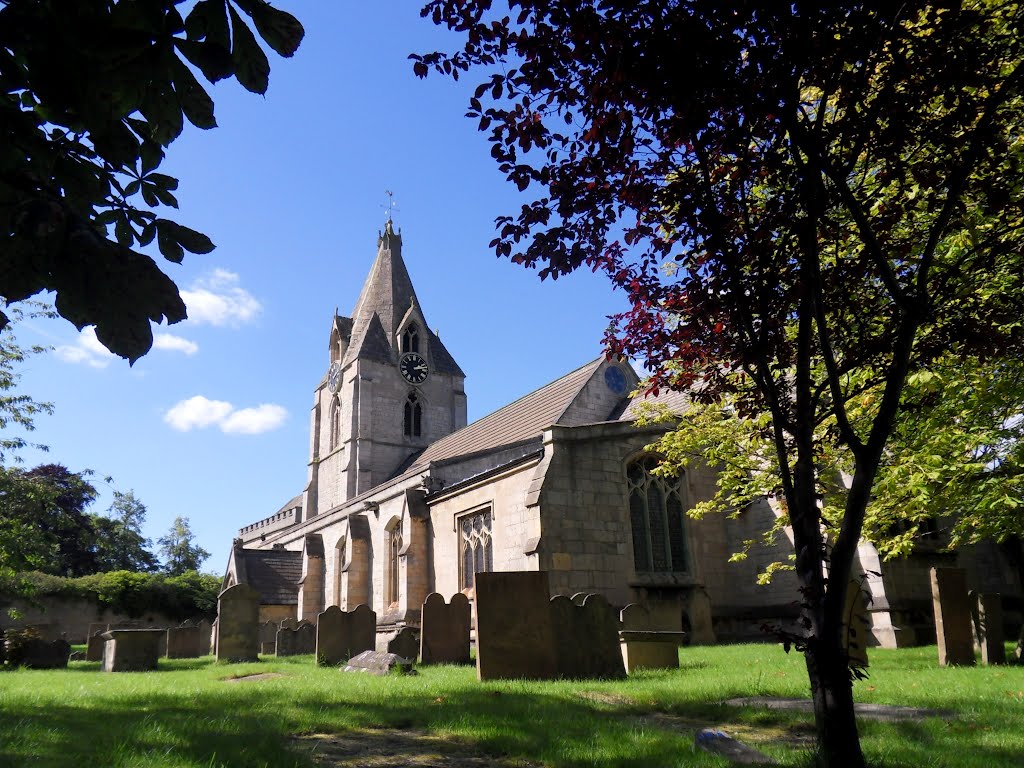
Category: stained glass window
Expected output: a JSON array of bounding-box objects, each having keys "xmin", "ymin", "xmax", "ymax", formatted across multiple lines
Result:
[{"xmin": 627, "ymin": 456, "xmax": 689, "ymax": 574}]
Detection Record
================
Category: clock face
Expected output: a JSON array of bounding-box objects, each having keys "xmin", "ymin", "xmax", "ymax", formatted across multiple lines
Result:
[
  {"xmin": 327, "ymin": 361, "xmax": 342, "ymax": 393},
  {"xmin": 399, "ymin": 352, "xmax": 429, "ymax": 385}
]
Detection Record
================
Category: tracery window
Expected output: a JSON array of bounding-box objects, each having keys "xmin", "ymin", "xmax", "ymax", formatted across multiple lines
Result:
[
  {"xmin": 459, "ymin": 508, "xmax": 493, "ymax": 592},
  {"xmin": 386, "ymin": 519, "xmax": 403, "ymax": 607},
  {"xmin": 403, "ymin": 391, "xmax": 422, "ymax": 437},
  {"xmin": 627, "ymin": 456, "xmax": 688, "ymax": 574},
  {"xmin": 334, "ymin": 536, "xmax": 346, "ymax": 606},
  {"xmin": 401, "ymin": 324, "xmax": 420, "ymax": 354}
]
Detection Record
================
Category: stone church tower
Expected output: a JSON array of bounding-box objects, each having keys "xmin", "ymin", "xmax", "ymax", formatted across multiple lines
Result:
[{"xmin": 302, "ymin": 221, "xmax": 467, "ymax": 518}]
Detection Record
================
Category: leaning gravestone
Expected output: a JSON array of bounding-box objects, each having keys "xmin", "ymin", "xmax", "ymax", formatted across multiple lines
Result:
[
  {"xmin": 166, "ymin": 625, "xmax": 202, "ymax": 659},
  {"xmin": 277, "ymin": 622, "xmax": 317, "ymax": 656},
  {"xmin": 420, "ymin": 592, "xmax": 471, "ymax": 665},
  {"xmin": 101, "ymin": 629, "xmax": 164, "ymax": 672},
  {"xmin": 216, "ymin": 583, "xmax": 260, "ymax": 662},
  {"xmin": 619, "ymin": 601, "xmax": 686, "ymax": 673},
  {"xmin": 549, "ymin": 593, "xmax": 625, "ymax": 679},
  {"xmin": 930, "ymin": 567, "xmax": 975, "ymax": 666},
  {"xmin": 315, "ymin": 605, "xmax": 376, "ymax": 666},
  {"xmin": 475, "ymin": 571, "xmax": 557, "ymax": 681},
  {"xmin": 342, "ymin": 650, "xmax": 414, "ymax": 676},
  {"xmin": 4, "ymin": 631, "xmax": 70, "ymax": 669},
  {"xmin": 971, "ymin": 591, "xmax": 1006, "ymax": 665},
  {"xmin": 842, "ymin": 579, "xmax": 871, "ymax": 669},
  {"xmin": 382, "ymin": 626, "xmax": 418, "ymax": 661}
]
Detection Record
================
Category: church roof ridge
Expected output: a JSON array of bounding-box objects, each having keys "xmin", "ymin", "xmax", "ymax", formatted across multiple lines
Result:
[{"xmin": 410, "ymin": 356, "xmax": 606, "ymax": 468}]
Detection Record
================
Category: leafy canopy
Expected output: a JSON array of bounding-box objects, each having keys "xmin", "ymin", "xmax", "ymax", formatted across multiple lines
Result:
[{"xmin": 0, "ymin": 0, "xmax": 303, "ymax": 361}]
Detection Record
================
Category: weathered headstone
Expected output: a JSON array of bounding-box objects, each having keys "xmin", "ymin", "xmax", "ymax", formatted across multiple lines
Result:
[
  {"xmin": 842, "ymin": 579, "xmax": 871, "ymax": 669},
  {"xmin": 280, "ymin": 617, "xmax": 301, "ymax": 631},
  {"xmin": 216, "ymin": 583, "xmax": 260, "ymax": 662},
  {"xmin": 166, "ymin": 625, "xmax": 202, "ymax": 659},
  {"xmin": 382, "ymin": 626, "xmax": 418, "ymax": 661},
  {"xmin": 971, "ymin": 591, "xmax": 1006, "ymax": 665},
  {"xmin": 619, "ymin": 601, "xmax": 686, "ymax": 673},
  {"xmin": 86, "ymin": 629, "xmax": 107, "ymax": 662},
  {"xmin": 420, "ymin": 592, "xmax": 471, "ymax": 665},
  {"xmin": 342, "ymin": 650, "xmax": 414, "ymax": 676},
  {"xmin": 259, "ymin": 620, "xmax": 279, "ymax": 654},
  {"xmin": 68, "ymin": 651, "xmax": 86, "ymax": 661},
  {"xmin": 930, "ymin": 567, "xmax": 975, "ymax": 666},
  {"xmin": 315, "ymin": 604, "xmax": 376, "ymax": 666},
  {"xmin": 197, "ymin": 619, "xmax": 213, "ymax": 655},
  {"xmin": 550, "ymin": 593, "xmax": 625, "ymax": 679},
  {"xmin": 4, "ymin": 631, "xmax": 70, "ymax": 668},
  {"xmin": 475, "ymin": 571, "xmax": 557, "ymax": 681},
  {"xmin": 210, "ymin": 617, "xmax": 219, "ymax": 656},
  {"xmin": 276, "ymin": 622, "xmax": 317, "ymax": 656},
  {"xmin": 695, "ymin": 729, "xmax": 777, "ymax": 765},
  {"xmin": 101, "ymin": 629, "xmax": 164, "ymax": 672}
]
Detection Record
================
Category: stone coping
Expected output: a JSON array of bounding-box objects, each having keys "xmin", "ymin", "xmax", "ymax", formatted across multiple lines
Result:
[{"xmin": 100, "ymin": 629, "xmax": 166, "ymax": 640}]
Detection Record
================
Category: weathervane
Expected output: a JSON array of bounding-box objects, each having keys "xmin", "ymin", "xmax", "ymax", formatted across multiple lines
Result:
[{"xmin": 381, "ymin": 189, "xmax": 399, "ymax": 225}]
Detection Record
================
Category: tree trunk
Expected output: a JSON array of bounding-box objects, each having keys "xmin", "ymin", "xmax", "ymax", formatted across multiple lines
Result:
[{"xmin": 806, "ymin": 641, "xmax": 864, "ymax": 768}]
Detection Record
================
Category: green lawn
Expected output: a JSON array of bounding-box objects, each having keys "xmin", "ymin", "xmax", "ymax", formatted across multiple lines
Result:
[{"xmin": 1, "ymin": 644, "xmax": 1022, "ymax": 767}]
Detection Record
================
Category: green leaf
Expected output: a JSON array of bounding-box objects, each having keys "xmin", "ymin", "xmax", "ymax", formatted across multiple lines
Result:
[
  {"xmin": 185, "ymin": 0, "xmax": 231, "ymax": 50},
  {"xmin": 175, "ymin": 39, "xmax": 234, "ymax": 83},
  {"xmin": 140, "ymin": 81, "xmax": 184, "ymax": 147},
  {"xmin": 114, "ymin": 214, "xmax": 133, "ymax": 247},
  {"xmin": 172, "ymin": 223, "xmax": 215, "ymax": 254},
  {"xmin": 229, "ymin": 5, "xmax": 270, "ymax": 94},
  {"xmin": 233, "ymin": 0, "xmax": 305, "ymax": 58},
  {"xmin": 140, "ymin": 140, "xmax": 164, "ymax": 175},
  {"xmin": 155, "ymin": 221, "xmax": 185, "ymax": 263},
  {"xmin": 172, "ymin": 57, "xmax": 217, "ymax": 129},
  {"xmin": 141, "ymin": 184, "xmax": 159, "ymax": 207}
]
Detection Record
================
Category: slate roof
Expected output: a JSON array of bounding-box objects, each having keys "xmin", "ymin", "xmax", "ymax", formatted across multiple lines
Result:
[
  {"xmin": 343, "ymin": 222, "xmax": 464, "ymax": 377},
  {"xmin": 616, "ymin": 387, "xmax": 692, "ymax": 421},
  {"xmin": 239, "ymin": 549, "xmax": 301, "ymax": 605},
  {"xmin": 409, "ymin": 357, "xmax": 605, "ymax": 469}
]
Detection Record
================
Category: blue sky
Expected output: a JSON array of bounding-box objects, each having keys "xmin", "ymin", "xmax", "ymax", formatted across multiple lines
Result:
[{"xmin": 11, "ymin": 2, "xmax": 631, "ymax": 572}]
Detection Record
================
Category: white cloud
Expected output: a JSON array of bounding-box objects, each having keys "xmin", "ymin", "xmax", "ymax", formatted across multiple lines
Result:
[
  {"xmin": 181, "ymin": 268, "xmax": 262, "ymax": 327},
  {"xmin": 164, "ymin": 396, "xmax": 234, "ymax": 431},
  {"xmin": 153, "ymin": 333, "xmax": 199, "ymax": 355},
  {"xmin": 54, "ymin": 327, "xmax": 116, "ymax": 368},
  {"xmin": 164, "ymin": 396, "xmax": 287, "ymax": 435},
  {"xmin": 221, "ymin": 404, "xmax": 288, "ymax": 434}
]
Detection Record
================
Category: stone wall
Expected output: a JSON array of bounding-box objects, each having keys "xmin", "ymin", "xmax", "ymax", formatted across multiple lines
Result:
[{"xmin": 0, "ymin": 596, "xmax": 187, "ymax": 644}]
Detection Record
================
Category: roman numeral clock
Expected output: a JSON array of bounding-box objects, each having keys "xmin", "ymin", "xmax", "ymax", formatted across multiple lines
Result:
[{"xmin": 399, "ymin": 351, "xmax": 429, "ymax": 385}]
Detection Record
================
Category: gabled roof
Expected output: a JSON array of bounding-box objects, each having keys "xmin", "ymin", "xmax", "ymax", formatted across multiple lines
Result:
[
  {"xmin": 238, "ymin": 549, "xmax": 301, "ymax": 605},
  {"xmin": 616, "ymin": 387, "xmax": 692, "ymax": 421},
  {"xmin": 409, "ymin": 357, "xmax": 606, "ymax": 469}
]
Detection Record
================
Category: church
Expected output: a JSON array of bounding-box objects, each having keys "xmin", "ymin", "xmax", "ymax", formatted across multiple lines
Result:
[{"xmin": 222, "ymin": 221, "xmax": 1020, "ymax": 648}]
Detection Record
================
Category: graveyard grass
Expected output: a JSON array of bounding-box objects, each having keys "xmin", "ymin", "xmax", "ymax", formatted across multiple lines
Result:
[{"xmin": 1, "ymin": 645, "xmax": 1023, "ymax": 768}]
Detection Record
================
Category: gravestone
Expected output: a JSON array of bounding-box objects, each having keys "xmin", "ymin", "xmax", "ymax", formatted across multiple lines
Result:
[
  {"xmin": 382, "ymin": 626, "xmax": 418, "ymax": 661},
  {"xmin": 619, "ymin": 601, "xmax": 686, "ymax": 673},
  {"xmin": 166, "ymin": 625, "xmax": 202, "ymax": 659},
  {"xmin": 280, "ymin": 617, "xmax": 301, "ymax": 631},
  {"xmin": 315, "ymin": 605, "xmax": 376, "ymax": 666},
  {"xmin": 475, "ymin": 571, "xmax": 557, "ymax": 681},
  {"xmin": 86, "ymin": 629, "xmax": 107, "ymax": 662},
  {"xmin": 0, "ymin": 628, "xmax": 5, "ymax": 665},
  {"xmin": 197, "ymin": 619, "xmax": 213, "ymax": 655},
  {"xmin": 930, "ymin": 567, "xmax": 975, "ymax": 666},
  {"xmin": 549, "ymin": 593, "xmax": 625, "ymax": 679},
  {"xmin": 101, "ymin": 629, "xmax": 164, "ymax": 672},
  {"xmin": 216, "ymin": 583, "xmax": 260, "ymax": 662},
  {"xmin": 4, "ymin": 631, "xmax": 70, "ymax": 669},
  {"xmin": 210, "ymin": 618, "xmax": 219, "ymax": 656},
  {"xmin": 276, "ymin": 622, "xmax": 317, "ymax": 656},
  {"xmin": 259, "ymin": 621, "xmax": 279, "ymax": 654},
  {"xmin": 420, "ymin": 592, "xmax": 471, "ymax": 665},
  {"xmin": 842, "ymin": 579, "xmax": 871, "ymax": 669},
  {"xmin": 971, "ymin": 591, "xmax": 1006, "ymax": 665},
  {"xmin": 342, "ymin": 650, "xmax": 414, "ymax": 676}
]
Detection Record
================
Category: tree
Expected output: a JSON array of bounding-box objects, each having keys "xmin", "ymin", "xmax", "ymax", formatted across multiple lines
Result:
[
  {"xmin": 0, "ymin": 304, "xmax": 54, "ymax": 462},
  {"xmin": 158, "ymin": 516, "xmax": 210, "ymax": 575},
  {"xmin": 415, "ymin": 2, "xmax": 1024, "ymax": 764},
  {"xmin": 0, "ymin": 0, "xmax": 303, "ymax": 361},
  {"xmin": 92, "ymin": 489, "xmax": 159, "ymax": 572},
  {"xmin": 0, "ymin": 464, "xmax": 100, "ymax": 576}
]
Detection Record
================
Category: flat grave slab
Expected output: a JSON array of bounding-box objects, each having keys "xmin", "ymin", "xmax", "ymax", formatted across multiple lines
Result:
[{"xmin": 723, "ymin": 697, "xmax": 954, "ymax": 722}]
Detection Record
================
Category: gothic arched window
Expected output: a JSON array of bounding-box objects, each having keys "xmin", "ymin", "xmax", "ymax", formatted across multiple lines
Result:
[
  {"xmin": 403, "ymin": 391, "xmax": 422, "ymax": 438},
  {"xmin": 459, "ymin": 508, "xmax": 493, "ymax": 592},
  {"xmin": 386, "ymin": 519, "xmax": 403, "ymax": 607},
  {"xmin": 627, "ymin": 456, "xmax": 688, "ymax": 574},
  {"xmin": 329, "ymin": 397, "xmax": 341, "ymax": 451},
  {"xmin": 401, "ymin": 324, "xmax": 420, "ymax": 354}
]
